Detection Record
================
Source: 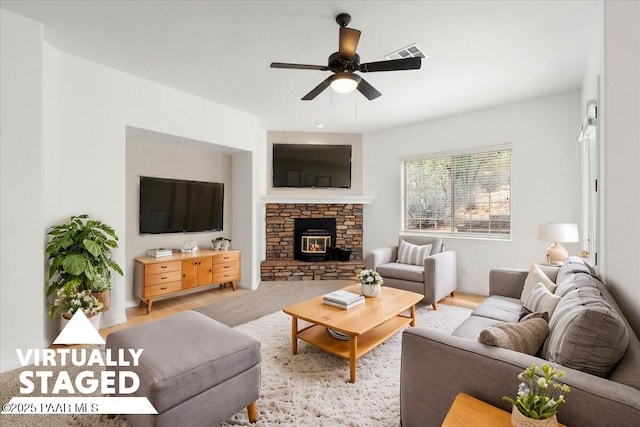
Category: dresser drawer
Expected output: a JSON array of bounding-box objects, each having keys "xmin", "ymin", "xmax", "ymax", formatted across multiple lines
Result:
[
  {"xmin": 145, "ymin": 270, "xmax": 182, "ymax": 287},
  {"xmin": 212, "ymin": 252, "xmax": 239, "ymax": 265},
  {"xmin": 212, "ymin": 270, "xmax": 240, "ymax": 283},
  {"xmin": 211, "ymin": 261, "xmax": 240, "ymax": 274},
  {"xmin": 145, "ymin": 261, "xmax": 181, "ymax": 275},
  {"xmin": 144, "ymin": 281, "xmax": 182, "ymax": 298}
]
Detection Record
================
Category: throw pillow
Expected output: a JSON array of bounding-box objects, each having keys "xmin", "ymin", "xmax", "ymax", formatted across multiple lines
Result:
[
  {"xmin": 521, "ymin": 264, "xmax": 557, "ymax": 303},
  {"xmin": 478, "ymin": 318, "xmax": 550, "ymax": 355},
  {"xmin": 543, "ymin": 287, "xmax": 629, "ymax": 377},
  {"xmin": 523, "ymin": 282, "xmax": 562, "ymax": 317},
  {"xmin": 397, "ymin": 240, "xmax": 432, "ymax": 266},
  {"xmin": 520, "ymin": 311, "xmax": 549, "ymax": 323}
]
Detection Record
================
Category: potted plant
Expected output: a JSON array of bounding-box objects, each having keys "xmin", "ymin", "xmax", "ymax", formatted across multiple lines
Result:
[
  {"xmin": 46, "ymin": 214, "xmax": 123, "ymax": 316},
  {"xmin": 53, "ymin": 287, "xmax": 104, "ymax": 331},
  {"xmin": 504, "ymin": 363, "xmax": 570, "ymax": 427},
  {"xmin": 212, "ymin": 236, "xmax": 231, "ymax": 250},
  {"xmin": 358, "ymin": 269, "xmax": 383, "ymax": 298}
]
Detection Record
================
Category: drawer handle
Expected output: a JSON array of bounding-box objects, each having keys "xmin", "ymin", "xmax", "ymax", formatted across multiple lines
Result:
[
  {"xmin": 160, "ymin": 287, "xmax": 167, "ymax": 290},
  {"xmin": 223, "ymin": 257, "xmax": 230, "ymax": 260},
  {"xmin": 224, "ymin": 265, "xmax": 230, "ymax": 269},
  {"xmin": 161, "ymin": 276, "xmax": 167, "ymax": 280},
  {"xmin": 224, "ymin": 274, "xmax": 229, "ymax": 277},
  {"xmin": 160, "ymin": 266, "xmax": 167, "ymax": 269}
]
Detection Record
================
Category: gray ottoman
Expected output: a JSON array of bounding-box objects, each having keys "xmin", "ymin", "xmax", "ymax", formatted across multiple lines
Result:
[{"xmin": 106, "ymin": 310, "xmax": 261, "ymax": 427}]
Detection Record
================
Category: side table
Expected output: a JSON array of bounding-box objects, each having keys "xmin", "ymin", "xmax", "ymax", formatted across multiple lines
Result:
[{"xmin": 442, "ymin": 393, "xmax": 567, "ymax": 426}]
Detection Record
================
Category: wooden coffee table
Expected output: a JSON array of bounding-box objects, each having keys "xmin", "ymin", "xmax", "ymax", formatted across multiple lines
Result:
[{"xmin": 283, "ymin": 284, "xmax": 423, "ymax": 383}]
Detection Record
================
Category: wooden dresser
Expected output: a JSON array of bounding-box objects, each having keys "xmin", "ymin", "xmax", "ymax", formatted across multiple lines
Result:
[{"xmin": 134, "ymin": 249, "xmax": 240, "ymax": 314}]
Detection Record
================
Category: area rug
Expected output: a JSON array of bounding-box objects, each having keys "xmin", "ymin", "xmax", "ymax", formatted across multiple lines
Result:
[{"xmin": 0, "ymin": 304, "xmax": 471, "ymax": 427}]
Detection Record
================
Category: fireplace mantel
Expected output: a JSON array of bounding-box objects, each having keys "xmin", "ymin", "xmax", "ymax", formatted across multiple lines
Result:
[{"xmin": 260, "ymin": 195, "xmax": 376, "ymax": 204}]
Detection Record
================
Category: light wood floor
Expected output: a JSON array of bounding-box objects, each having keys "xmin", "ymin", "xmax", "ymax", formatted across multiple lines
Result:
[{"xmin": 100, "ymin": 284, "xmax": 484, "ymax": 339}]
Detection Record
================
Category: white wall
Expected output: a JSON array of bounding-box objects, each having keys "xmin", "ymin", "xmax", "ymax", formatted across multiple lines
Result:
[
  {"xmin": 1, "ymin": 23, "xmax": 261, "ymax": 371},
  {"xmin": 363, "ymin": 91, "xmax": 582, "ymax": 295},
  {"xmin": 0, "ymin": 10, "xmax": 46, "ymax": 372},
  {"xmin": 125, "ymin": 129, "xmax": 236, "ymax": 306},
  {"xmin": 602, "ymin": 1, "xmax": 640, "ymax": 334}
]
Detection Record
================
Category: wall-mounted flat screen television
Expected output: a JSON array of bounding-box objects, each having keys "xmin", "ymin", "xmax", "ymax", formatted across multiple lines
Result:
[
  {"xmin": 272, "ymin": 143, "xmax": 352, "ymax": 189},
  {"xmin": 139, "ymin": 176, "xmax": 224, "ymax": 234}
]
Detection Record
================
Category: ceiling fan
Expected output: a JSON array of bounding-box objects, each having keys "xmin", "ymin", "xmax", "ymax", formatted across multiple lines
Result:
[{"xmin": 270, "ymin": 13, "xmax": 421, "ymax": 101}]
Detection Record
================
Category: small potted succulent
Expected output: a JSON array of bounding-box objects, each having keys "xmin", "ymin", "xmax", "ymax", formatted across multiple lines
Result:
[
  {"xmin": 504, "ymin": 363, "xmax": 570, "ymax": 427},
  {"xmin": 212, "ymin": 236, "xmax": 231, "ymax": 250},
  {"xmin": 358, "ymin": 269, "xmax": 383, "ymax": 298}
]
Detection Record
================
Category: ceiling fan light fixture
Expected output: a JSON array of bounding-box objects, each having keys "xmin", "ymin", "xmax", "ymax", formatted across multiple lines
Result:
[{"xmin": 329, "ymin": 73, "xmax": 361, "ymax": 94}]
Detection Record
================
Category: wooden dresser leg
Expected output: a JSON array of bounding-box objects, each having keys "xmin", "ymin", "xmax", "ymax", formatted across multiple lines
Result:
[
  {"xmin": 231, "ymin": 280, "xmax": 236, "ymax": 291},
  {"xmin": 431, "ymin": 303, "xmax": 437, "ymax": 310},
  {"xmin": 247, "ymin": 401, "xmax": 257, "ymax": 423},
  {"xmin": 146, "ymin": 299, "xmax": 153, "ymax": 315}
]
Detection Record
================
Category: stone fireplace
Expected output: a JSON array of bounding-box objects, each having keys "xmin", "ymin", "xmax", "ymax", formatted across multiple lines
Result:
[{"xmin": 261, "ymin": 203, "xmax": 365, "ymax": 280}]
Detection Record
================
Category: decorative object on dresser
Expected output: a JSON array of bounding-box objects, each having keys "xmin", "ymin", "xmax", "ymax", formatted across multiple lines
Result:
[
  {"xmin": 134, "ymin": 249, "xmax": 241, "ymax": 314},
  {"xmin": 358, "ymin": 269, "xmax": 382, "ymax": 298},
  {"xmin": 46, "ymin": 214, "xmax": 123, "ymax": 321},
  {"xmin": 536, "ymin": 223, "xmax": 579, "ymax": 264}
]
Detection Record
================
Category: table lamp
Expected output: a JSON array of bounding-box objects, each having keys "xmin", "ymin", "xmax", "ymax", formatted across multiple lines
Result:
[{"xmin": 536, "ymin": 223, "xmax": 579, "ymax": 265}]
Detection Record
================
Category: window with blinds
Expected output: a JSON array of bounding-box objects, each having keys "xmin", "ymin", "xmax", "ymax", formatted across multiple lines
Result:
[{"xmin": 402, "ymin": 145, "xmax": 512, "ymax": 238}]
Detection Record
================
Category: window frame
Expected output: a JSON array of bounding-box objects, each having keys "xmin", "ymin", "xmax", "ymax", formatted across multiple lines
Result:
[{"xmin": 401, "ymin": 144, "xmax": 513, "ymax": 240}]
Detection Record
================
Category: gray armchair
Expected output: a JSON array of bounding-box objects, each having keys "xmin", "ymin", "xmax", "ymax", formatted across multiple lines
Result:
[{"xmin": 365, "ymin": 236, "xmax": 457, "ymax": 309}]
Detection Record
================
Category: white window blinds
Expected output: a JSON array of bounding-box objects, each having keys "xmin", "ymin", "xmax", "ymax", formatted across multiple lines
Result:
[{"xmin": 402, "ymin": 146, "xmax": 512, "ymax": 237}]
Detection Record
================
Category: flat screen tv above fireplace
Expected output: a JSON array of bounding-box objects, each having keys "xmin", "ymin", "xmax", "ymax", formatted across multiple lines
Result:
[{"xmin": 272, "ymin": 143, "xmax": 352, "ymax": 189}]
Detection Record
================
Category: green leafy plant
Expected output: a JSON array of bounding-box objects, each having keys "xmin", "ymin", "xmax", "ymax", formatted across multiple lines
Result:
[
  {"xmin": 504, "ymin": 364, "xmax": 570, "ymax": 420},
  {"xmin": 46, "ymin": 215, "xmax": 123, "ymax": 317}
]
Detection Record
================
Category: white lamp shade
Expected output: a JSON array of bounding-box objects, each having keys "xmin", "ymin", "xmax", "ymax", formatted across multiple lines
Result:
[
  {"xmin": 329, "ymin": 73, "xmax": 360, "ymax": 94},
  {"xmin": 536, "ymin": 223, "xmax": 579, "ymax": 243}
]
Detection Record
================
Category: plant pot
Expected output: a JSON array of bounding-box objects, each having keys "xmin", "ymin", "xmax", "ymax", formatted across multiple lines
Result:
[
  {"xmin": 212, "ymin": 240, "xmax": 221, "ymax": 250},
  {"xmin": 219, "ymin": 241, "xmax": 230, "ymax": 250},
  {"xmin": 511, "ymin": 406, "xmax": 558, "ymax": 427},
  {"xmin": 60, "ymin": 312, "xmax": 102, "ymax": 332},
  {"xmin": 361, "ymin": 283, "xmax": 381, "ymax": 298},
  {"xmin": 93, "ymin": 290, "xmax": 110, "ymax": 312}
]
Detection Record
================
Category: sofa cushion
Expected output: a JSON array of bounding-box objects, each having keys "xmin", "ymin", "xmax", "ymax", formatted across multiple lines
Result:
[
  {"xmin": 479, "ymin": 318, "xmax": 550, "ymax": 355},
  {"xmin": 523, "ymin": 282, "xmax": 562, "ymax": 317},
  {"xmin": 521, "ymin": 264, "xmax": 557, "ymax": 303},
  {"xmin": 555, "ymin": 269, "xmax": 601, "ymax": 298},
  {"xmin": 451, "ymin": 315, "xmax": 499, "ymax": 339},
  {"xmin": 397, "ymin": 239, "xmax": 432, "ymax": 266},
  {"xmin": 543, "ymin": 287, "xmax": 630, "ymax": 377},
  {"xmin": 376, "ymin": 262, "xmax": 424, "ymax": 282},
  {"xmin": 471, "ymin": 295, "xmax": 522, "ymax": 323}
]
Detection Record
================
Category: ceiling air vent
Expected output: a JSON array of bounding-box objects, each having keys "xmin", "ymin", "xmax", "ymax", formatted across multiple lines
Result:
[{"xmin": 385, "ymin": 43, "xmax": 427, "ymax": 60}]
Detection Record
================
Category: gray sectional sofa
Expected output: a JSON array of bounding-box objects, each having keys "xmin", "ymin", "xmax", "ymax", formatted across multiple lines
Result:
[{"xmin": 400, "ymin": 257, "xmax": 640, "ymax": 427}]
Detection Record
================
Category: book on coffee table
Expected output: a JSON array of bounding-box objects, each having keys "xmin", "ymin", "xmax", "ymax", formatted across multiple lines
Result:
[
  {"xmin": 323, "ymin": 296, "xmax": 365, "ymax": 310},
  {"xmin": 323, "ymin": 289, "xmax": 362, "ymax": 304}
]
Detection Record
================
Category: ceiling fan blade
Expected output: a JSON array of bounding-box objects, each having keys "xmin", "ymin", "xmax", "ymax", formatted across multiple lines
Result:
[
  {"xmin": 271, "ymin": 62, "xmax": 329, "ymax": 71},
  {"xmin": 357, "ymin": 78, "xmax": 382, "ymax": 100},
  {"xmin": 359, "ymin": 57, "xmax": 421, "ymax": 73},
  {"xmin": 302, "ymin": 77, "xmax": 332, "ymax": 100},
  {"xmin": 339, "ymin": 27, "xmax": 361, "ymax": 59}
]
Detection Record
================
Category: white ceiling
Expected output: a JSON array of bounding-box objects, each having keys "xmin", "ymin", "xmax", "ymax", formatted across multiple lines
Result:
[{"xmin": 2, "ymin": 0, "xmax": 601, "ymax": 133}]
